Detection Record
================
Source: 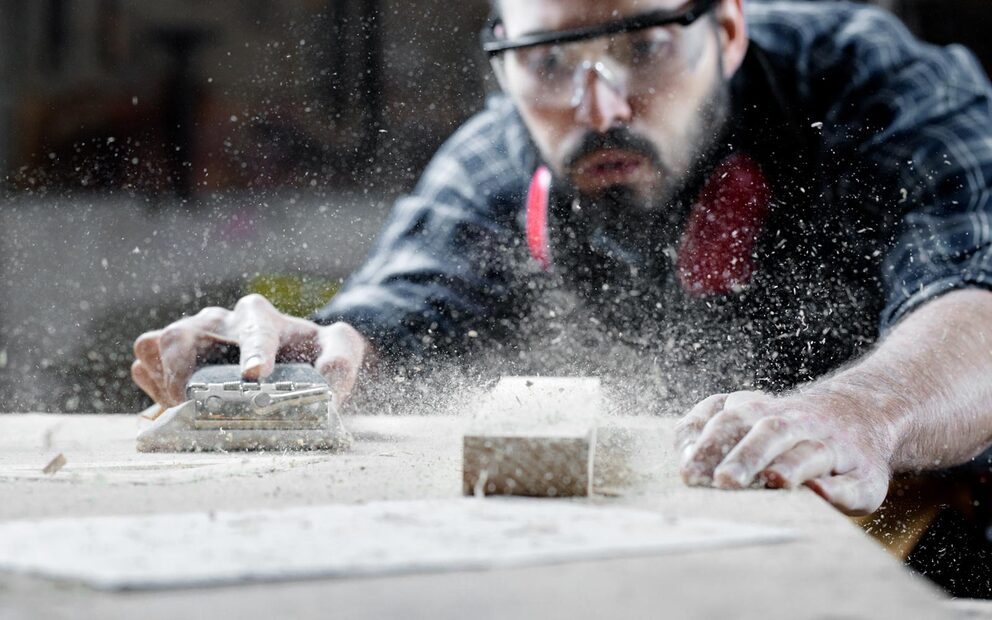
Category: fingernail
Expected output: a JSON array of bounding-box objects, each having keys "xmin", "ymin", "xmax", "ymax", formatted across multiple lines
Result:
[{"xmin": 242, "ymin": 355, "xmax": 263, "ymax": 373}]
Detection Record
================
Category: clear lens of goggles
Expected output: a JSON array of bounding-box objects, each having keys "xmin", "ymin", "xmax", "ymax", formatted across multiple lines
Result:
[{"xmin": 492, "ymin": 24, "xmax": 698, "ymax": 108}]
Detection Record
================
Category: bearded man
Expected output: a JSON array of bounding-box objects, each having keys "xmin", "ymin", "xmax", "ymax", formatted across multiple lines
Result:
[{"xmin": 132, "ymin": 0, "xmax": 992, "ymax": 519}]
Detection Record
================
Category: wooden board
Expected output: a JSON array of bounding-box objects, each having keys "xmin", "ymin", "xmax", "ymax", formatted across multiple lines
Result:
[
  {"xmin": 0, "ymin": 499, "xmax": 795, "ymax": 590},
  {"xmin": 0, "ymin": 413, "xmax": 954, "ymax": 620},
  {"xmin": 462, "ymin": 377, "xmax": 600, "ymax": 496}
]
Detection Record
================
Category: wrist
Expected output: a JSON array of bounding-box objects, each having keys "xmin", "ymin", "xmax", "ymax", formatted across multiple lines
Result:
[{"xmin": 790, "ymin": 370, "xmax": 907, "ymax": 467}]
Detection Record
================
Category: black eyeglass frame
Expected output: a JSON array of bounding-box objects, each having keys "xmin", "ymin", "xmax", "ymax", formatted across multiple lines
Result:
[{"xmin": 480, "ymin": 0, "xmax": 721, "ymax": 57}]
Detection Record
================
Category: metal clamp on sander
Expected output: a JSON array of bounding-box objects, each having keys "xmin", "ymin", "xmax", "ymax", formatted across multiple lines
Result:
[{"xmin": 137, "ymin": 364, "xmax": 351, "ymax": 452}]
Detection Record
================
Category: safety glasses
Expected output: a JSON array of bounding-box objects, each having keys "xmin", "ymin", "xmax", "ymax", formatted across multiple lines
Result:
[{"xmin": 482, "ymin": 0, "xmax": 720, "ymax": 108}]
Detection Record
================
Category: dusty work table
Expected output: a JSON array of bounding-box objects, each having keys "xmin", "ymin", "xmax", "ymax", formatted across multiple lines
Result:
[{"xmin": 0, "ymin": 413, "xmax": 955, "ymax": 620}]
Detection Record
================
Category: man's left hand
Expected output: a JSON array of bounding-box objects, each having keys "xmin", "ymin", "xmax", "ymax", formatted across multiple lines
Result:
[{"xmin": 675, "ymin": 390, "xmax": 893, "ymax": 515}]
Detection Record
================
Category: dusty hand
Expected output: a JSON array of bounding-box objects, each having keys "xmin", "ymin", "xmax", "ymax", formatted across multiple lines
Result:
[
  {"xmin": 131, "ymin": 294, "xmax": 368, "ymax": 406},
  {"xmin": 674, "ymin": 390, "xmax": 893, "ymax": 515}
]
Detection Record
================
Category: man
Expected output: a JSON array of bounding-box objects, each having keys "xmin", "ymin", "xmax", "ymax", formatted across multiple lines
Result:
[{"xmin": 132, "ymin": 0, "xmax": 992, "ymax": 517}]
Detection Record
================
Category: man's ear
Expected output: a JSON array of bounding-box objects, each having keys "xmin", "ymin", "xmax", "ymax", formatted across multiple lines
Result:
[{"xmin": 715, "ymin": 0, "xmax": 748, "ymax": 78}]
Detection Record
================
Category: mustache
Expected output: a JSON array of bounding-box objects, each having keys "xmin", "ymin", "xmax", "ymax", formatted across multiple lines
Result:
[{"xmin": 563, "ymin": 127, "xmax": 665, "ymax": 175}]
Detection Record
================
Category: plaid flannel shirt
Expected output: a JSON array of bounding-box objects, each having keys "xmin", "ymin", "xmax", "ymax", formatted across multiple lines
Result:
[{"xmin": 314, "ymin": 1, "xmax": 992, "ymax": 364}]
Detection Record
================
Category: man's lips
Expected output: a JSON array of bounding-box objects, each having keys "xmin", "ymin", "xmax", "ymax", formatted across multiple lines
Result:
[{"xmin": 572, "ymin": 149, "xmax": 650, "ymax": 186}]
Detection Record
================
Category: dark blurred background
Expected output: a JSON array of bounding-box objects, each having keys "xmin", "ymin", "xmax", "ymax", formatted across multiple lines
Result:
[{"xmin": 0, "ymin": 0, "xmax": 989, "ymax": 412}]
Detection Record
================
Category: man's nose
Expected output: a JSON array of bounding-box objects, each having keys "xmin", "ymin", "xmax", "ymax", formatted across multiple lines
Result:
[{"xmin": 573, "ymin": 66, "xmax": 633, "ymax": 133}]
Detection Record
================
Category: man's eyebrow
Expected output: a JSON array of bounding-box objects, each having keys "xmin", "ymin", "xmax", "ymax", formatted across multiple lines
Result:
[{"xmin": 509, "ymin": 5, "xmax": 689, "ymax": 42}]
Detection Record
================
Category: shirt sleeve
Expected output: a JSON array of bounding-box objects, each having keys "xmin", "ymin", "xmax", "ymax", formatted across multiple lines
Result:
[
  {"xmin": 790, "ymin": 5, "xmax": 992, "ymax": 333},
  {"xmin": 309, "ymin": 98, "xmax": 534, "ymax": 359}
]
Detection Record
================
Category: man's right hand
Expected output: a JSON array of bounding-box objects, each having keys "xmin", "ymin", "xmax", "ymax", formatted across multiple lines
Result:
[{"xmin": 131, "ymin": 294, "xmax": 368, "ymax": 406}]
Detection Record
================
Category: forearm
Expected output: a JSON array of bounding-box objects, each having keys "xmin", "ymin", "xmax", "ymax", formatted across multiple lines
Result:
[
  {"xmin": 676, "ymin": 287, "xmax": 992, "ymax": 514},
  {"xmin": 808, "ymin": 288, "xmax": 992, "ymax": 472}
]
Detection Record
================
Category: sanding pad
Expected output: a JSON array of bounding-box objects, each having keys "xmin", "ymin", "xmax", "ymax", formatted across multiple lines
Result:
[{"xmin": 136, "ymin": 364, "xmax": 351, "ymax": 452}]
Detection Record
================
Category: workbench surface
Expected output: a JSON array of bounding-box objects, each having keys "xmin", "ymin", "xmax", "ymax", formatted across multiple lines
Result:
[{"xmin": 0, "ymin": 413, "xmax": 955, "ymax": 619}]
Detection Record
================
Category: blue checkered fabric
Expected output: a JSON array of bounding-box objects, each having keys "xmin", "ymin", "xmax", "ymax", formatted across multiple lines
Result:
[{"xmin": 314, "ymin": 1, "xmax": 992, "ymax": 358}]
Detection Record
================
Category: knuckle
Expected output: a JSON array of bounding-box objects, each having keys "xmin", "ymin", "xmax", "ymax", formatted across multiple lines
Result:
[
  {"xmin": 158, "ymin": 325, "xmax": 188, "ymax": 350},
  {"xmin": 329, "ymin": 320, "xmax": 357, "ymax": 336},
  {"xmin": 329, "ymin": 321, "xmax": 366, "ymax": 350},
  {"xmin": 712, "ymin": 409, "xmax": 745, "ymax": 428},
  {"xmin": 693, "ymin": 393, "xmax": 721, "ymax": 407},
  {"xmin": 691, "ymin": 393, "xmax": 727, "ymax": 415},
  {"xmin": 133, "ymin": 331, "xmax": 159, "ymax": 358},
  {"xmin": 773, "ymin": 450, "xmax": 811, "ymax": 469},
  {"xmin": 754, "ymin": 415, "xmax": 790, "ymax": 434},
  {"xmin": 737, "ymin": 400, "xmax": 770, "ymax": 418},
  {"xmin": 235, "ymin": 294, "xmax": 271, "ymax": 312},
  {"xmin": 806, "ymin": 439, "xmax": 830, "ymax": 455},
  {"xmin": 770, "ymin": 453, "xmax": 799, "ymax": 472},
  {"xmin": 723, "ymin": 390, "xmax": 765, "ymax": 409},
  {"xmin": 677, "ymin": 394, "xmax": 728, "ymax": 445},
  {"xmin": 196, "ymin": 306, "xmax": 228, "ymax": 323}
]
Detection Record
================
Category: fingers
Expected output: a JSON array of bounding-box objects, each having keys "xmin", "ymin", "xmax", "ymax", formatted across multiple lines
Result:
[
  {"xmin": 134, "ymin": 330, "xmax": 164, "ymax": 378},
  {"xmin": 232, "ymin": 295, "xmax": 282, "ymax": 380},
  {"xmin": 806, "ymin": 471, "xmax": 889, "ymax": 516},
  {"xmin": 680, "ymin": 396, "xmax": 771, "ymax": 485},
  {"xmin": 131, "ymin": 295, "xmax": 340, "ymax": 407},
  {"xmin": 133, "ymin": 330, "xmax": 166, "ymax": 402},
  {"xmin": 141, "ymin": 307, "xmax": 230, "ymax": 405},
  {"xmin": 674, "ymin": 393, "xmax": 728, "ymax": 452},
  {"xmin": 131, "ymin": 359, "xmax": 166, "ymax": 405},
  {"xmin": 763, "ymin": 440, "xmax": 836, "ymax": 489},
  {"xmin": 713, "ymin": 416, "xmax": 804, "ymax": 489},
  {"xmin": 674, "ymin": 387, "xmax": 891, "ymax": 517},
  {"xmin": 314, "ymin": 322, "xmax": 368, "ymax": 403},
  {"xmin": 130, "ymin": 295, "xmax": 350, "ymax": 407},
  {"xmin": 158, "ymin": 321, "xmax": 210, "ymax": 404}
]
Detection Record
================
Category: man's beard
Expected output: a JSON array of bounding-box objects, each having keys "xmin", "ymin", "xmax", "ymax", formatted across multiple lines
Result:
[{"xmin": 553, "ymin": 77, "xmax": 733, "ymax": 240}]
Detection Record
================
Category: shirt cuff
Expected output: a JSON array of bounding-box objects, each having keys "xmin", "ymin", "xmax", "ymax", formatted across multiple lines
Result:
[{"xmin": 881, "ymin": 270, "xmax": 992, "ymax": 334}]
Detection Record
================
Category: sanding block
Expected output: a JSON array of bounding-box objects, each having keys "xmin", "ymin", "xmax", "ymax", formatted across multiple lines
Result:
[{"xmin": 136, "ymin": 364, "xmax": 351, "ymax": 452}]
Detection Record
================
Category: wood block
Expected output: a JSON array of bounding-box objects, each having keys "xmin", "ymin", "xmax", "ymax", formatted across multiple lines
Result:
[{"xmin": 462, "ymin": 377, "xmax": 600, "ymax": 497}]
